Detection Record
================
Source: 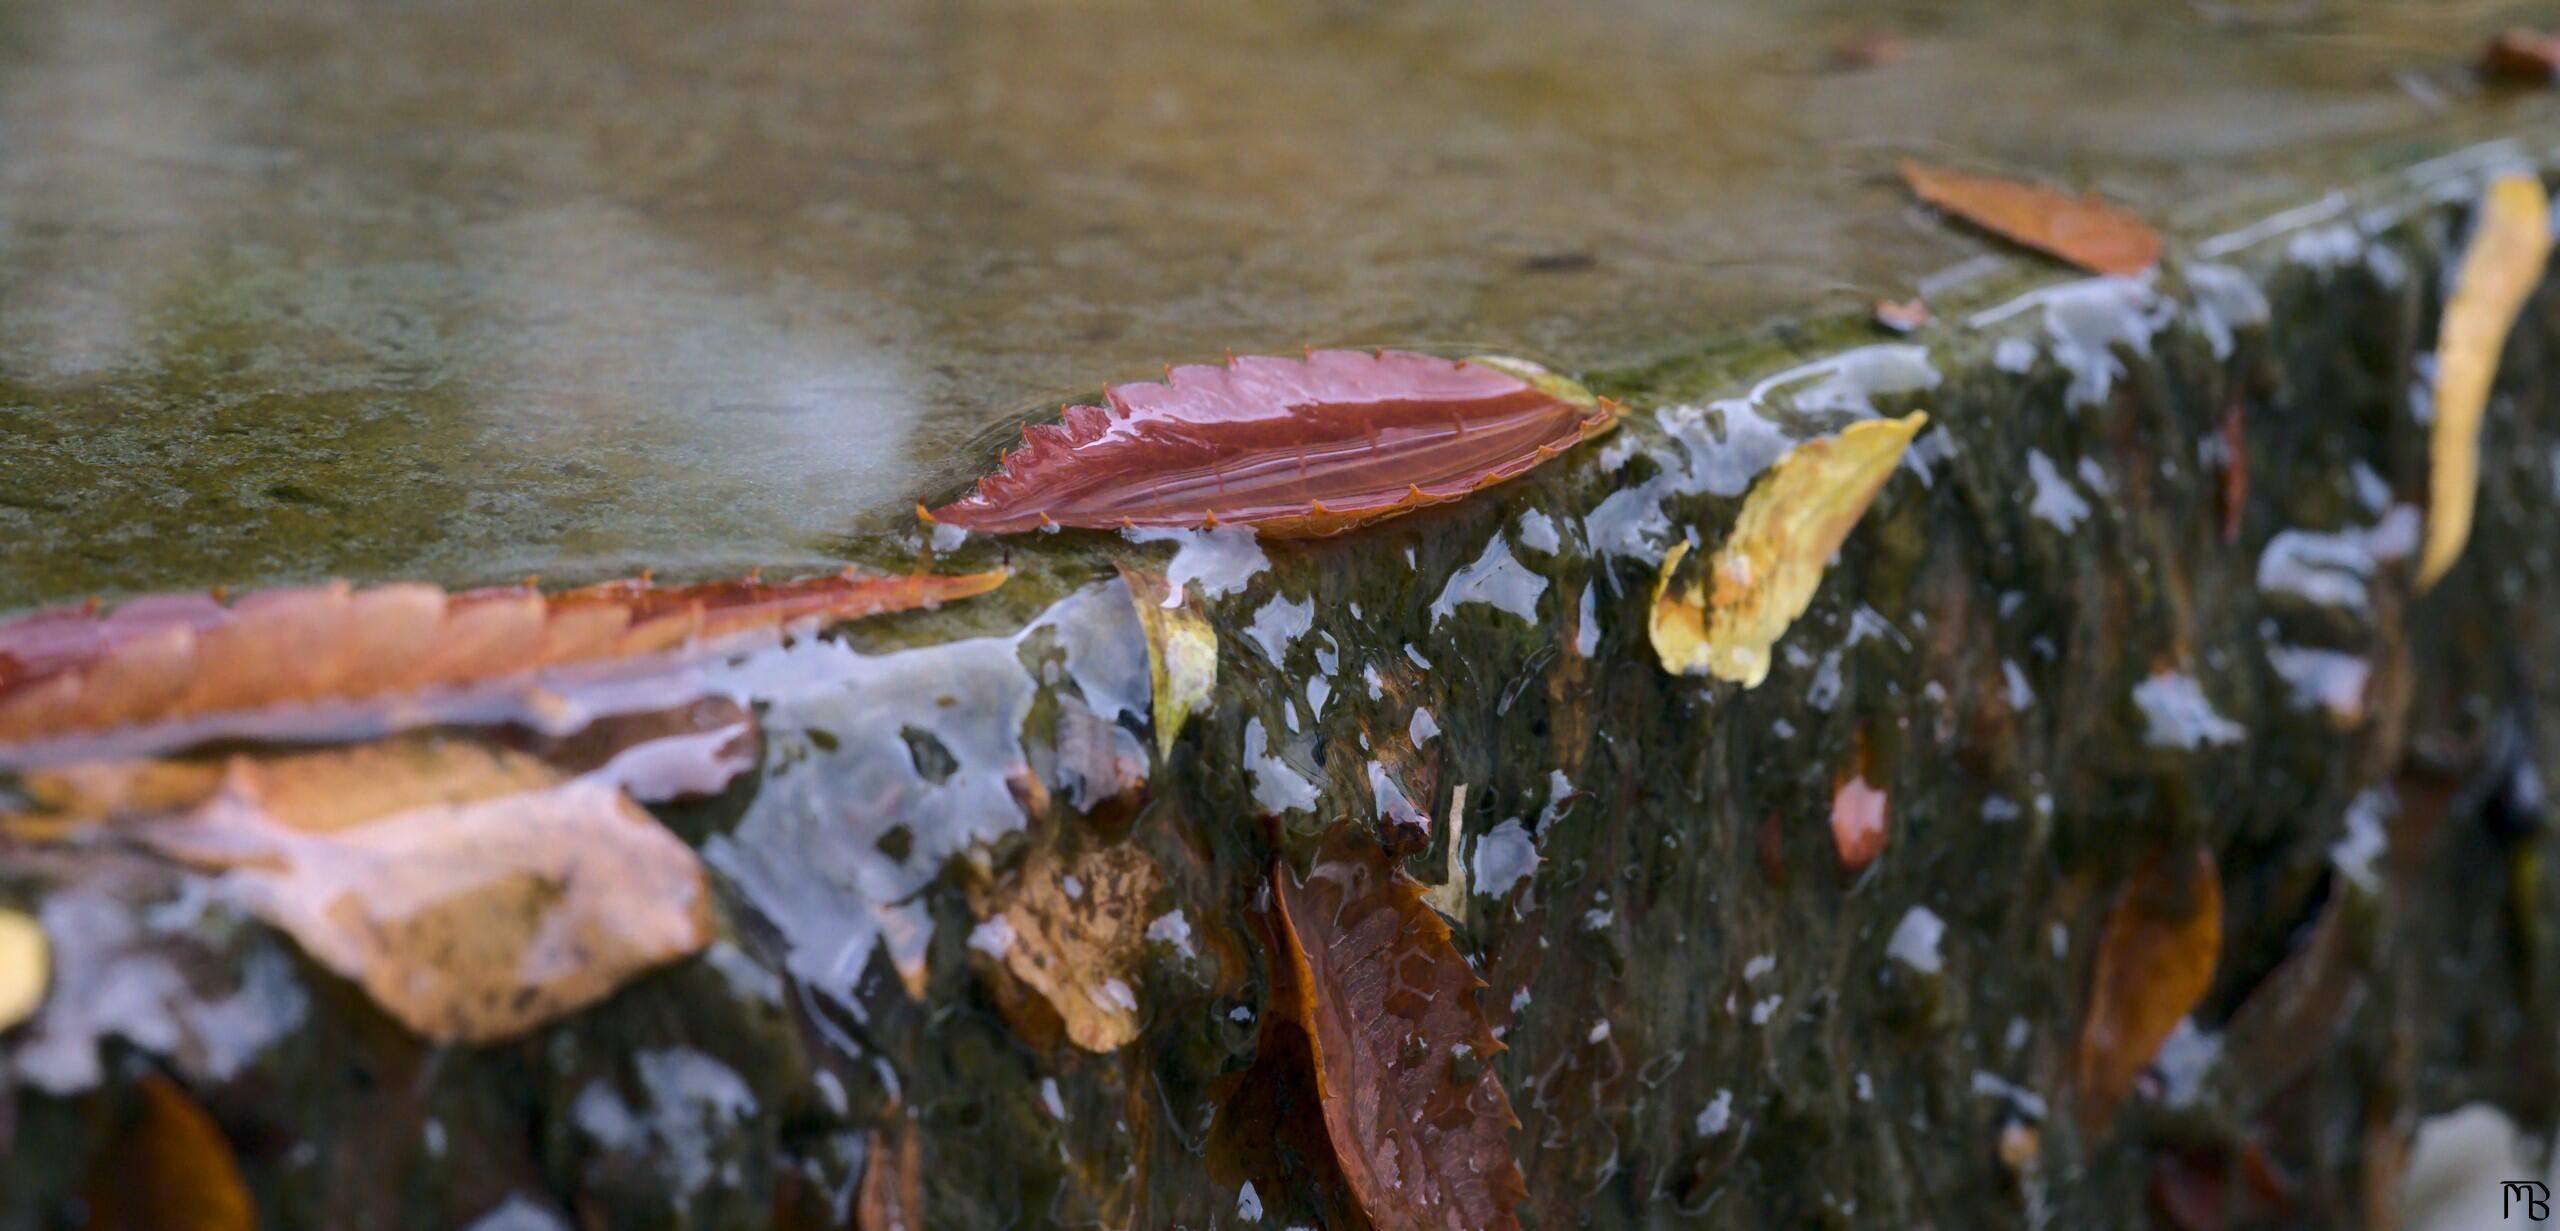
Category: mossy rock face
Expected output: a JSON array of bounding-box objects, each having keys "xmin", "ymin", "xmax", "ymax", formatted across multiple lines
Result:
[{"xmin": 10, "ymin": 139, "xmax": 2560, "ymax": 1229}]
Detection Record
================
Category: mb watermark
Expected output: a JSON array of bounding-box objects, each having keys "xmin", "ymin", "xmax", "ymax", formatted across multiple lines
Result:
[{"xmin": 2508, "ymin": 1180, "xmax": 2551, "ymax": 1221}]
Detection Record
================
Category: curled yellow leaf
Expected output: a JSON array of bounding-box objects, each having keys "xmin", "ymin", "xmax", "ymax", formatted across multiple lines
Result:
[
  {"xmin": 2420, "ymin": 174, "xmax": 2553, "ymax": 590},
  {"xmin": 1118, "ymin": 567, "xmax": 1218, "ymax": 758},
  {"xmin": 1651, "ymin": 411, "xmax": 1929, "ymax": 685},
  {"xmin": 0, "ymin": 907, "xmax": 48, "ymax": 1031}
]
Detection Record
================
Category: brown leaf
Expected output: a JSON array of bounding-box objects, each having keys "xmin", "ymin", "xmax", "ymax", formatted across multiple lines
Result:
[
  {"xmin": 0, "ymin": 569, "xmax": 1006, "ymax": 752},
  {"xmin": 1900, "ymin": 161, "xmax": 2161, "ymax": 276},
  {"xmin": 2076, "ymin": 847, "xmax": 2222, "ymax": 1134},
  {"xmin": 128, "ymin": 744, "xmax": 711, "ymax": 1043},
  {"xmin": 968, "ymin": 841, "xmax": 1161, "ymax": 1053},
  {"xmin": 857, "ymin": 1117, "xmax": 924, "ymax": 1231},
  {"xmin": 2217, "ymin": 400, "xmax": 2248, "ymax": 544},
  {"xmin": 2482, "ymin": 29, "xmax": 2560, "ymax": 81},
  {"xmin": 2418, "ymin": 174, "xmax": 2552, "ymax": 590},
  {"xmin": 85, "ymin": 1074, "xmax": 256, "ymax": 1231},
  {"xmin": 1271, "ymin": 834, "xmax": 1526, "ymax": 1231}
]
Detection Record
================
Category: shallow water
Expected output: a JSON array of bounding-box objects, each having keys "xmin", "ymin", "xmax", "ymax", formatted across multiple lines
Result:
[{"xmin": 0, "ymin": 0, "xmax": 2542, "ymax": 604}]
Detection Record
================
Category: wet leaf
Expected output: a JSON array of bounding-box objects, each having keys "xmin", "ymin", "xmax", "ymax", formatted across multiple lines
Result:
[
  {"xmin": 857, "ymin": 1118, "xmax": 924, "ymax": 1231},
  {"xmin": 1118, "ymin": 567, "xmax": 1218, "ymax": 758},
  {"xmin": 0, "ymin": 569, "xmax": 1006, "ymax": 752},
  {"xmin": 1651, "ymin": 412, "xmax": 1928, "ymax": 686},
  {"xmin": 1899, "ymin": 161, "xmax": 2161, "ymax": 276},
  {"xmin": 2076, "ymin": 847, "xmax": 2222, "ymax": 1134},
  {"xmin": 2418, "ymin": 173, "xmax": 2552, "ymax": 590},
  {"xmin": 924, "ymin": 350, "xmax": 1618, "ymax": 538},
  {"xmin": 1271, "ymin": 834, "xmax": 1526, "ymax": 1231},
  {"xmin": 0, "ymin": 907, "xmax": 47, "ymax": 1031},
  {"xmin": 85, "ymin": 1074, "xmax": 255, "ymax": 1231},
  {"xmin": 968, "ymin": 841, "xmax": 1161, "ymax": 1053},
  {"xmin": 1872, "ymin": 297, "xmax": 1931, "ymax": 334},
  {"xmin": 2482, "ymin": 29, "xmax": 2560, "ymax": 82},
  {"xmin": 125, "ymin": 742, "xmax": 711, "ymax": 1043},
  {"xmin": 1829, "ymin": 732, "xmax": 1889, "ymax": 873}
]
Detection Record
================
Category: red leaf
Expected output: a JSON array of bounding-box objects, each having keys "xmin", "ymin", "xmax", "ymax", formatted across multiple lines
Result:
[
  {"xmin": 924, "ymin": 350, "xmax": 1617, "ymax": 538},
  {"xmin": 1271, "ymin": 835, "xmax": 1527, "ymax": 1230},
  {"xmin": 2482, "ymin": 29, "xmax": 2560, "ymax": 81},
  {"xmin": 1900, "ymin": 161, "xmax": 2161, "ymax": 277},
  {"xmin": 0, "ymin": 569, "xmax": 1005, "ymax": 750}
]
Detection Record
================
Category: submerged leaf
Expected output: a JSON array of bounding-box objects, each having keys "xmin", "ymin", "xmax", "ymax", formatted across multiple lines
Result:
[
  {"xmin": 1900, "ymin": 161, "xmax": 2161, "ymax": 276},
  {"xmin": 86, "ymin": 1075, "xmax": 256, "ymax": 1231},
  {"xmin": 2076, "ymin": 847, "xmax": 2222, "ymax": 1134},
  {"xmin": 1271, "ymin": 835, "xmax": 1526, "ymax": 1231},
  {"xmin": 1119, "ymin": 567, "xmax": 1218, "ymax": 758},
  {"xmin": 124, "ymin": 742, "xmax": 711, "ymax": 1043},
  {"xmin": 0, "ymin": 569, "xmax": 1006, "ymax": 754},
  {"xmin": 1651, "ymin": 412, "xmax": 1928, "ymax": 685},
  {"xmin": 2418, "ymin": 173, "xmax": 2553, "ymax": 590},
  {"xmin": 0, "ymin": 907, "xmax": 47, "ymax": 1031},
  {"xmin": 968, "ymin": 842, "xmax": 1161, "ymax": 1053},
  {"xmin": 924, "ymin": 350, "xmax": 1618, "ymax": 538}
]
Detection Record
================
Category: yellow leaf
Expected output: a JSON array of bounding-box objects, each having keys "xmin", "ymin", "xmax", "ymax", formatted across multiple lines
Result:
[
  {"xmin": 1118, "ymin": 566, "xmax": 1218, "ymax": 758},
  {"xmin": 2420, "ymin": 174, "xmax": 2554, "ymax": 590},
  {"xmin": 0, "ymin": 908, "xmax": 48, "ymax": 1031},
  {"xmin": 967, "ymin": 842, "xmax": 1161, "ymax": 1053},
  {"xmin": 1651, "ymin": 411, "xmax": 1929, "ymax": 685}
]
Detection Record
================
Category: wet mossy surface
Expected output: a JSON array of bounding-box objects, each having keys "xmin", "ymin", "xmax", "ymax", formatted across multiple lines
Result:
[{"xmin": 11, "ymin": 149, "xmax": 2560, "ymax": 1229}]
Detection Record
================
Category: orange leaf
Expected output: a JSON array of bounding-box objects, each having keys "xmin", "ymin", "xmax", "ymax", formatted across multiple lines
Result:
[
  {"xmin": 2076, "ymin": 847, "xmax": 2222, "ymax": 1134},
  {"xmin": 85, "ymin": 1075, "xmax": 255, "ymax": 1231},
  {"xmin": 0, "ymin": 569, "xmax": 1005, "ymax": 753},
  {"xmin": 924, "ymin": 350, "xmax": 1617, "ymax": 538},
  {"xmin": 1900, "ymin": 161, "xmax": 2161, "ymax": 276},
  {"xmin": 1271, "ymin": 834, "xmax": 1526, "ymax": 1231}
]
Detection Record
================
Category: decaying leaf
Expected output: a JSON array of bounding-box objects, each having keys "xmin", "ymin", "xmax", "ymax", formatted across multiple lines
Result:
[
  {"xmin": 2482, "ymin": 29, "xmax": 2560, "ymax": 81},
  {"xmin": 117, "ymin": 744, "xmax": 711, "ymax": 1043},
  {"xmin": 968, "ymin": 841, "xmax": 1161, "ymax": 1052},
  {"xmin": 0, "ymin": 569, "xmax": 1005, "ymax": 753},
  {"xmin": 923, "ymin": 350, "xmax": 1619, "ymax": 538},
  {"xmin": 0, "ymin": 907, "xmax": 47, "ymax": 1031},
  {"xmin": 1829, "ymin": 732, "xmax": 1889, "ymax": 873},
  {"xmin": 2417, "ymin": 173, "xmax": 2553, "ymax": 591},
  {"xmin": 1900, "ymin": 161, "xmax": 2161, "ymax": 276},
  {"xmin": 84, "ymin": 1074, "xmax": 255, "ymax": 1231},
  {"xmin": 857, "ymin": 1117, "xmax": 924, "ymax": 1231},
  {"xmin": 1651, "ymin": 412, "xmax": 1929, "ymax": 686},
  {"xmin": 2076, "ymin": 847, "xmax": 2222, "ymax": 1134},
  {"xmin": 1271, "ymin": 834, "xmax": 1526, "ymax": 1231},
  {"xmin": 1118, "ymin": 567, "xmax": 1217, "ymax": 758}
]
